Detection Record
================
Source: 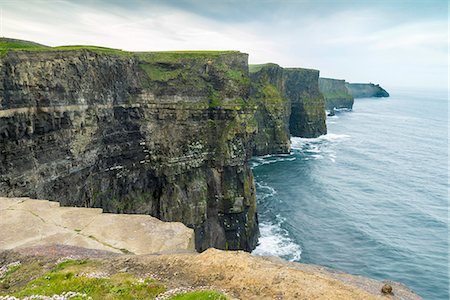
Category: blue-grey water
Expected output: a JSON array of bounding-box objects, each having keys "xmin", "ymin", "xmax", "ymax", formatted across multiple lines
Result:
[{"xmin": 251, "ymin": 88, "xmax": 448, "ymax": 300}]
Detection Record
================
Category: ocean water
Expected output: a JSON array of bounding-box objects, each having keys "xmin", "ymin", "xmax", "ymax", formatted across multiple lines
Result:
[{"xmin": 251, "ymin": 88, "xmax": 448, "ymax": 300}]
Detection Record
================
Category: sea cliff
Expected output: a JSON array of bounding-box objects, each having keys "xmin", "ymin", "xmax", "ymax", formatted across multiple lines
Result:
[
  {"xmin": 0, "ymin": 46, "xmax": 258, "ymax": 252},
  {"xmin": 319, "ymin": 77, "xmax": 354, "ymax": 110},
  {"xmin": 250, "ymin": 63, "xmax": 327, "ymax": 155},
  {"xmin": 0, "ymin": 40, "xmax": 329, "ymax": 253},
  {"xmin": 345, "ymin": 82, "xmax": 389, "ymax": 98}
]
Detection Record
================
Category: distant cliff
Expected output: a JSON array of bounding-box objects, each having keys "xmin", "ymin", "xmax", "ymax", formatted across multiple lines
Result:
[
  {"xmin": 249, "ymin": 64, "xmax": 290, "ymax": 156},
  {"xmin": 319, "ymin": 78, "xmax": 354, "ymax": 110},
  {"xmin": 250, "ymin": 63, "xmax": 327, "ymax": 155},
  {"xmin": 345, "ymin": 83, "xmax": 389, "ymax": 98},
  {"xmin": 0, "ymin": 44, "xmax": 258, "ymax": 253}
]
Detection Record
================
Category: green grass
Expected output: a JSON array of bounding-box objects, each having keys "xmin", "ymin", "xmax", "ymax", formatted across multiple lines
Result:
[
  {"xmin": 53, "ymin": 45, "xmax": 131, "ymax": 56},
  {"xmin": 248, "ymin": 63, "xmax": 279, "ymax": 73},
  {"xmin": 3, "ymin": 259, "xmax": 165, "ymax": 300},
  {"xmin": 139, "ymin": 64, "xmax": 182, "ymax": 81},
  {"xmin": 168, "ymin": 291, "xmax": 228, "ymax": 300},
  {"xmin": 0, "ymin": 259, "xmax": 229, "ymax": 300},
  {"xmin": 0, "ymin": 38, "xmax": 48, "ymax": 56},
  {"xmin": 0, "ymin": 38, "xmax": 131, "ymax": 57},
  {"xmin": 1, "ymin": 37, "xmax": 240, "ymax": 59}
]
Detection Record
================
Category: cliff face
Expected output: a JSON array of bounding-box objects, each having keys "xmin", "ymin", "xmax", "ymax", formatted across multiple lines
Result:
[
  {"xmin": 249, "ymin": 64, "xmax": 327, "ymax": 155},
  {"xmin": 249, "ymin": 64, "xmax": 290, "ymax": 156},
  {"xmin": 0, "ymin": 49, "xmax": 258, "ymax": 252},
  {"xmin": 284, "ymin": 68, "xmax": 327, "ymax": 138},
  {"xmin": 345, "ymin": 83, "xmax": 389, "ymax": 98},
  {"xmin": 319, "ymin": 78, "xmax": 354, "ymax": 110}
]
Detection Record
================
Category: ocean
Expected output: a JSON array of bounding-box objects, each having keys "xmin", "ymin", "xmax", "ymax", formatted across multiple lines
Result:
[{"xmin": 251, "ymin": 88, "xmax": 448, "ymax": 300}]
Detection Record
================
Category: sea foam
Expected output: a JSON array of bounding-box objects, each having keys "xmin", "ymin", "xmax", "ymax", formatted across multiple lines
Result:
[{"xmin": 252, "ymin": 219, "xmax": 302, "ymax": 262}]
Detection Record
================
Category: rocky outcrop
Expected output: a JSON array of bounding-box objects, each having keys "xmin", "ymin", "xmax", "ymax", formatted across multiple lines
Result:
[
  {"xmin": 345, "ymin": 83, "xmax": 389, "ymax": 98},
  {"xmin": 319, "ymin": 78, "xmax": 354, "ymax": 110},
  {"xmin": 0, "ymin": 197, "xmax": 195, "ymax": 254},
  {"xmin": 0, "ymin": 48, "xmax": 258, "ymax": 252},
  {"xmin": 249, "ymin": 63, "xmax": 327, "ymax": 155}
]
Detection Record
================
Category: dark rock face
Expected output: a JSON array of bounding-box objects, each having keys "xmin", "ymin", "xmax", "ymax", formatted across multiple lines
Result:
[
  {"xmin": 249, "ymin": 64, "xmax": 327, "ymax": 154},
  {"xmin": 284, "ymin": 68, "xmax": 327, "ymax": 138},
  {"xmin": 319, "ymin": 78, "xmax": 354, "ymax": 110},
  {"xmin": 249, "ymin": 64, "xmax": 290, "ymax": 156},
  {"xmin": 0, "ymin": 49, "xmax": 258, "ymax": 252},
  {"xmin": 345, "ymin": 83, "xmax": 389, "ymax": 98}
]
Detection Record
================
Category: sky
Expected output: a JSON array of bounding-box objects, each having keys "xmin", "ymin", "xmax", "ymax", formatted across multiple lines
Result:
[{"xmin": 1, "ymin": 0, "xmax": 448, "ymax": 89}]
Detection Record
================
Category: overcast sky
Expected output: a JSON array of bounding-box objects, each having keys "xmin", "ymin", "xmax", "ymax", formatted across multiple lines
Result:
[{"xmin": 1, "ymin": 0, "xmax": 448, "ymax": 89}]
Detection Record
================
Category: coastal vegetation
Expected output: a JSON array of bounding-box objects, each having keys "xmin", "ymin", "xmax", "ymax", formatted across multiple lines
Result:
[{"xmin": 0, "ymin": 259, "xmax": 227, "ymax": 300}]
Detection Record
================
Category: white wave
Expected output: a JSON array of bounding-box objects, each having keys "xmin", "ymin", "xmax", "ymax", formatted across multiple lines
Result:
[
  {"xmin": 252, "ymin": 220, "xmax": 302, "ymax": 262},
  {"xmin": 329, "ymin": 153, "xmax": 337, "ymax": 163},
  {"xmin": 304, "ymin": 145, "xmax": 321, "ymax": 153},
  {"xmin": 251, "ymin": 154, "xmax": 296, "ymax": 169},
  {"xmin": 291, "ymin": 133, "xmax": 350, "ymax": 150},
  {"xmin": 255, "ymin": 181, "xmax": 277, "ymax": 199},
  {"xmin": 334, "ymin": 108, "xmax": 352, "ymax": 112}
]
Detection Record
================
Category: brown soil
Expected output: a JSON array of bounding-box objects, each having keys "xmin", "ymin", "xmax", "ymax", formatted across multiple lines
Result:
[{"xmin": 1, "ymin": 245, "xmax": 421, "ymax": 300}]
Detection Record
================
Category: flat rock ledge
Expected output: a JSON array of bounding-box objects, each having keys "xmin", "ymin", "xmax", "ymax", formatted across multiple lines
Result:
[{"xmin": 0, "ymin": 197, "xmax": 195, "ymax": 254}]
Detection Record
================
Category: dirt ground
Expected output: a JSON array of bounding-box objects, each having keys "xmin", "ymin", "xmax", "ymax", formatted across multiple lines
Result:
[{"xmin": 1, "ymin": 245, "xmax": 421, "ymax": 300}]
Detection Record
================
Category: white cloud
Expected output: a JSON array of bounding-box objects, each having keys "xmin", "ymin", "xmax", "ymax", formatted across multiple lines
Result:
[{"xmin": 1, "ymin": 1, "xmax": 447, "ymax": 89}]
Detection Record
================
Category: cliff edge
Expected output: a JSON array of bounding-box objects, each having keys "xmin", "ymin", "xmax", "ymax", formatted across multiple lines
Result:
[{"xmin": 345, "ymin": 82, "xmax": 389, "ymax": 98}]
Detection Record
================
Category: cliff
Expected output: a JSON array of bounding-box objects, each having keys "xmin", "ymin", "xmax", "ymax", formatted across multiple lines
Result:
[
  {"xmin": 0, "ymin": 42, "xmax": 258, "ymax": 252},
  {"xmin": 284, "ymin": 67, "xmax": 327, "ymax": 138},
  {"xmin": 249, "ymin": 63, "xmax": 327, "ymax": 155},
  {"xmin": 319, "ymin": 77, "xmax": 354, "ymax": 110},
  {"xmin": 249, "ymin": 64, "xmax": 290, "ymax": 156},
  {"xmin": 0, "ymin": 39, "xmax": 329, "ymax": 253},
  {"xmin": 345, "ymin": 83, "xmax": 389, "ymax": 98}
]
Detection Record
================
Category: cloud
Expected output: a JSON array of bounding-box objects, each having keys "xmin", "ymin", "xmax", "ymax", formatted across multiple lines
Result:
[{"xmin": 0, "ymin": 0, "xmax": 447, "ymax": 89}]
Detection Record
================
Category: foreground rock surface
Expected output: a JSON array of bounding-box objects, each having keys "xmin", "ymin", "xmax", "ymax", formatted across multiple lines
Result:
[
  {"xmin": 0, "ymin": 245, "xmax": 421, "ymax": 300},
  {"xmin": 0, "ymin": 197, "xmax": 194, "ymax": 254}
]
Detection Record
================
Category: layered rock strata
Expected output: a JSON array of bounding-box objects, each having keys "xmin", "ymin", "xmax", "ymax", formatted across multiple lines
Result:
[
  {"xmin": 249, "ymin": 63, "xmax": 327, "ymax": 155},
  {"xmin": 0, "ymin": 48, "xmax": 258, "ymax": 252}
]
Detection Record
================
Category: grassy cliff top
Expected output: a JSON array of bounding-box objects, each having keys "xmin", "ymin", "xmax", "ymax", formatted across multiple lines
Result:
[
  {"xmin": 248, "ymin": 63, "xmax": 280, "ymax": 73},
  {"xmin": 0, "ymin": 37, "xmax": 243, "ymax": 58},
  {"xmin": 249, "ymin": 63, "xmax": 319, "ymax": 74}
]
